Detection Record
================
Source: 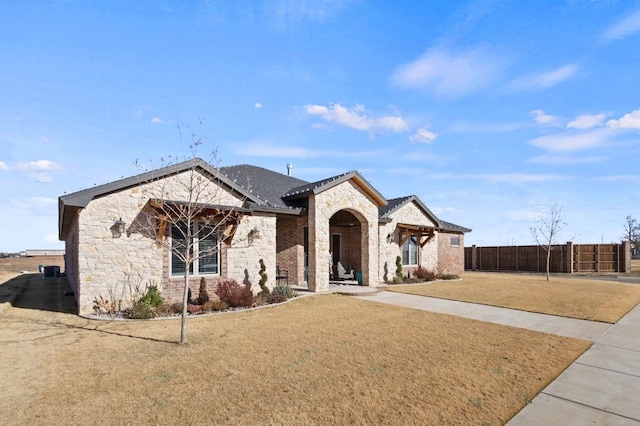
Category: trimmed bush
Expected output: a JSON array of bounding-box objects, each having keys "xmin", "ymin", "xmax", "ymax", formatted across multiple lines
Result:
[
  {"xmin": 215, "ymin": 279, "xmax": 255, "ymax": 308},
  {"xmin": 271, "ymin": 284, "xmax": 297, "ymax": 299},
  {"xmin": 395, "ymin": 256, "xmax": 404, "ymax": 280},
  {"xmin": 127, "ymin": 301, "xmax": 156, "ymax": 319},
  {"xmin": 139, "ymin": 285, "xmax": 164, "ymax": 307},
  {"xmin": 197, "ymin": 277, "xmax": 210, "ymax": 305},
  {"xmin": 258, "ymin": 259, "xmax": 270, "ymax": 296}
]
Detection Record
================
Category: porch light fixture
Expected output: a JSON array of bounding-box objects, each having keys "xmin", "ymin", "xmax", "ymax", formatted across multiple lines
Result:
[
  {"xmin": 387, "ymin": 232, "xmax": 396, "ymax": 243},
  {"xmin": 114, "ymin": 218, "xmax": 126, "ymax": 238}
]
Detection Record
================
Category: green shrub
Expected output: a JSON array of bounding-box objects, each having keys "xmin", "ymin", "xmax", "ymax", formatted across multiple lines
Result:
[
  {"xmin": 391, "ymin": 275, "xmax": 406, "ymax": 284},
  {"xmin": 215, "ymin": 279, "xmax": 255, "ymax": 308},
  {"xmin": 197, "ymin": 277, "xmax": 210, "ymax": 305},
  {"xmin": 271, "ymin": 284, "xmax": 297, "ymax": 299},
  {"xmin": 139, "ymin": 285, "xmax": 164, "ymax": 307},
  {"xmin": 395, "ymin": 256, "xmax": 403, "ymax": 279},
  {"xmin": 258, "ymin": 259, "xmax": 270, "ymax": 296},
  {"xmin": 127, "ymin": 301, "xmax": 156, "ymax": 319}
]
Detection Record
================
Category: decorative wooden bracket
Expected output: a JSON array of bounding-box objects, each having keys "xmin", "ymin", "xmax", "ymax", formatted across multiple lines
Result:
[{"xmin": 397, "ymin": 224, "xmax": 436, "ymax": 247}]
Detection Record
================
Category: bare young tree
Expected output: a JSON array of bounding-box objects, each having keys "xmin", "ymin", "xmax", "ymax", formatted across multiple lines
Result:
[
  {"xmin": 622, "ymin": 215, "xmax": 639, "ymax": 246},
  {"xmin": 134, "ymin": 136, "xmax": 245, "ymax": 344},
  {"xmin": 530, "ymin": 203, "xmax": 568, "ymax": 281}
]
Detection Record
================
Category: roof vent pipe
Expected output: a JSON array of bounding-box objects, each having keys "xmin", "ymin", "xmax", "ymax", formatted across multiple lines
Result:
[{"xmin": 286, "ymin": 163, "xmax": 293, "ymax": 176}]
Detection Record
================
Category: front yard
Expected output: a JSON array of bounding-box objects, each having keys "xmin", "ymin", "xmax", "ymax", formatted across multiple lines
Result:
[
  {"xmin": 0, "ymin": 274, "xmax": 592, "ymax": 425},
  {"xmin": 387, "ymin": 272, "xmax": 640, "ymax": 323}
]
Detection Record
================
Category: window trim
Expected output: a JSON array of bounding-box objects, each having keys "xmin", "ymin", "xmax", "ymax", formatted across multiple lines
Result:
[
  {"xmin": 450, "ymin": 236, "xmax": 460, "ymax": 247},
  {"xmin": 170, "ymin": 222, "xmax": 220, "ymax": 278}
]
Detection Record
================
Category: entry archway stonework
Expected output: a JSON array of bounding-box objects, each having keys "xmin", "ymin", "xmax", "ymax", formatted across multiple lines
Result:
[{"xmin": 308, "ymin": 180, "xmax": 380, "ymax": 292}]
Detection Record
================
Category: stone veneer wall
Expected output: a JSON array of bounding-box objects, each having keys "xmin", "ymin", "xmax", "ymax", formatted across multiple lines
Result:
[
  {"xmin": 309, "ymin": 180, "xmax": 379, "ymax": 291},
  {"xmin": 378, "ymin": 201, "xmax": 438, "ymax": 281},
  {"xmin": 70, "ymin": 170, "xmax": 258, "ymax": 314},
  {"xmin": 437, "ymin": 232, "xmax": 465, "ymax": 275},
  {"xmin": 64, "ymin": 218, "xmax": 80, "ymax": 306}
]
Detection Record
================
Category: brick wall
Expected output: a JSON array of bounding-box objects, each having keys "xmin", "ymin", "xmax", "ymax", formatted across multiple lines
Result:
[{"xmin": 437, "ymin": 232, "xmax": 465, "ymax": 275}]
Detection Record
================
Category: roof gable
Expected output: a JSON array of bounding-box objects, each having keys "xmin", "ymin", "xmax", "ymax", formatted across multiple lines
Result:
[
  {"xmin": 283, "ymin": 171, "xmax": 387, "ymax": 207},
  {"xmin": 379, "ymin": 195, "xmax": 441, "ymax": 227},
  {"xmin": 59, "ymin": 158, "xmax": 262, "ymax": 239}
]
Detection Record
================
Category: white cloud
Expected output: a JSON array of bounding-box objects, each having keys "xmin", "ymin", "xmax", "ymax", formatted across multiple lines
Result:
[
  {"xmin": 409, "ymin": 128, "xmax": 437, "ymax": 143},
  {"xmin": 606, "ymin": 109, "xmax": 640, "ymax": 129},
  {"xmin": 235, "ymin": 142, "xmax": 388, "ymax": 159},
  {"xmin": 133, "ymin": 105, "xmax": 152, "ymax": 116},
  {"xmin": 255, "ymin": 102, "xmax": 263, "ymax": 109},
  {"xmin": 480, "ymin": 173, "xmax": 566, "ymax": 183},
  {"xmin": 151, "ymin": 117, "xmax": 164, "ymax": 124},
  {"xmin": 272, "ymin": 0, "xmax": 353, "ymax": 28},
  {"xmin": 602, "ymin": 9, "xmax": 640, "ymax": 42},
  {"xmin": 530, "ymin": 109, "xmax": 562, "ymax": 126},
  {"xmin": 567, "ymin": 113, "xmax": 607, "ymax": 129},
  {"xmin": 528, "ymin": 154, "xmax": 605, "ymax": 165},
  {"xmin": 391, "ymin": 46, "xmax": 505, "ymax": 97},
  {"xmin": 529, "ymin": 128, "xmax": 611, "ymax": 152},
  {"xmin": 28, "ymin": 173, "xmax": 53, "ymax": 183},
  {"xmin": 448, "ymin": 121, "xmax": 522, "ymax": 133},
  {"xmin": 15, "ymin": 160, "xmax": 64, "ymax": 171},
  {"xmin": 510, "ymin": 64, "xmax": 579, "ymax": 91},
  {"xmin": 0, "ymin": 161, "xmax": 7, "ymax": 171},
  {"xmin": 304, "ymin": 103, "xmax": 409, "ymax": 134}
]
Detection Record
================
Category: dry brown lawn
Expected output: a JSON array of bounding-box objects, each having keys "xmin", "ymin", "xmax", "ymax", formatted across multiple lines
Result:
[
  {"xmin": 0, "ymin": 274, "xmax": 590, "ymax": 425},
  {"xmin": 387, "ymin": 272, "xmax": 640, "ymax": 323},
  {"xmin": 0, "ymin": 255, "xmax": 64, "ymax": 283}
]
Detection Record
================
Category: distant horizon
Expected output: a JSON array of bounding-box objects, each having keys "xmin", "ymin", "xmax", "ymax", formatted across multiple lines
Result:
[{"xmin": 1, "ymin": 1, "xmax": 639, "ymax": 252}]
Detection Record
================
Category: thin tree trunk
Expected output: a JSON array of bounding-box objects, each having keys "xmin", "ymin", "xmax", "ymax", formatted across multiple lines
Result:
[
  {"xmin": 181, "ymin": 272, "xmax": 189, "ymax": 344},
  {"xmin": 546, "ymin": 245, "xmax": 551, "ymax": 281}
]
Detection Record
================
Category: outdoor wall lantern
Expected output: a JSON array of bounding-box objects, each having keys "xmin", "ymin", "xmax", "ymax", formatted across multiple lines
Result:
[
  {"xmin": 248, "ymin": 227, "xmax": 261, "ymax": 244},
  {"xmin": 387, "ymin": 232, "xmax": 396, "ymax": 243},
  {"xmin": 114, "ymin": 218, "xmax": 126, "ymax": 238}
]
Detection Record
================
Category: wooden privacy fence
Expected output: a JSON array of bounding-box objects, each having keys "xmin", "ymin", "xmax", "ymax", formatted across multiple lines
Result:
[{"xmin": 464, "ymin": 241, "xmax": 632, "ymax": 273}]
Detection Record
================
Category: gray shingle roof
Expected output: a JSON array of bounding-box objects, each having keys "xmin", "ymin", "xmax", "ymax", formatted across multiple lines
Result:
[
  {"xmin": 59, "ymin": 159, "xmax": 470, "ymax": 240},
  {"xmin": 220, "ymin": 164, "xmax": 308, "ymax": 208},
  {"xmin": 440, "ymin": 220, "xmax": 472, "ymax": 233}
]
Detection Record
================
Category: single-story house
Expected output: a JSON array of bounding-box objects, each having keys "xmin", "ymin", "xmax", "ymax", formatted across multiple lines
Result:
[{"xmin": 59, "ymin": 158, "xmax": 470, "ymax": 314}]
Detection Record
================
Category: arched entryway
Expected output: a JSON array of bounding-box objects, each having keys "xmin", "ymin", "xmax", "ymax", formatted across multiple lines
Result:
[{"xmin": 329, "ymin": 210, "xmax": 363, "ymax": 282}]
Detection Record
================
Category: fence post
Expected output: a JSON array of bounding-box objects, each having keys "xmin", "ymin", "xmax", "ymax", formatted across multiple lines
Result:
[
  {"xmin": 622, "ymin": 241, "xmax": 631, "ymax": 273},
  {"xmin": 566, "ymin": 241, "xmax": 573, "ymax": 274},
  {"xmin": 472, "ymin": 245, "xmax": 477, "ymax": 271},
  {"xmin": 516, "ymin": 245, "xmax": 519, "ymax": 272}
]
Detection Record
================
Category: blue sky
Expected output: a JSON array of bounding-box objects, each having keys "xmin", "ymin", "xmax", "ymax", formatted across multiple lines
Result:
[{"xmin": 1, "ymin": 0, "xmax": 640, "ymax": 252}]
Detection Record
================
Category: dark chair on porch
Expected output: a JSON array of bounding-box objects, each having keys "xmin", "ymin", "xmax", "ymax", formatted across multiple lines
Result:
[{"xmin": 276, "ymin": 266, "xmax": 289, "ymax": 285}]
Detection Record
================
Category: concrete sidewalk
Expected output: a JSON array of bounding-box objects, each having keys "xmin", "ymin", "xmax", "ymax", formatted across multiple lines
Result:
[
  {"xmin": 362, "ymin": 291, "xmax": 612, "ymax": 341},
  {"xmin": 358, "ymin": 291, "xmax": 640, "ymax": 424}
]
